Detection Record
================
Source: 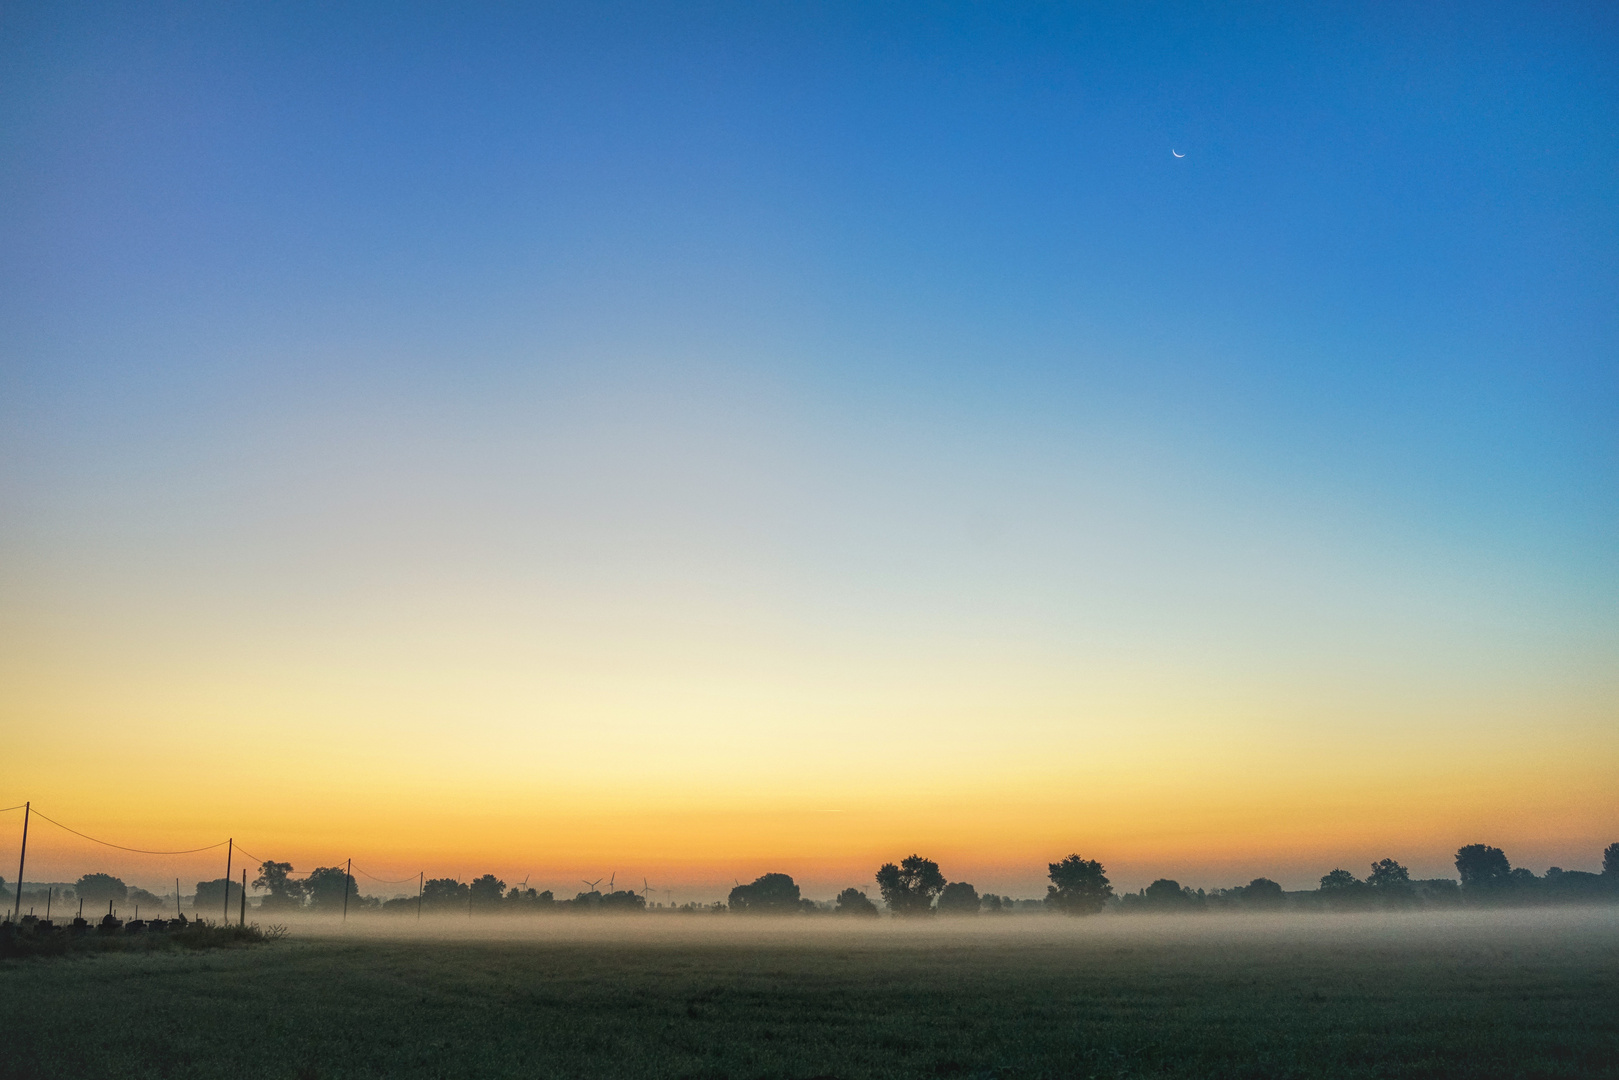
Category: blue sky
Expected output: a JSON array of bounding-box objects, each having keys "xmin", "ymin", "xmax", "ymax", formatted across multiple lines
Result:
[
  {"xmin": 6, "ymin": 3, "xmax": 1614, "ymax": 516},
  {"xmin": 2, "ymin": 2, "xmax": 1616, "ymax": 888}
]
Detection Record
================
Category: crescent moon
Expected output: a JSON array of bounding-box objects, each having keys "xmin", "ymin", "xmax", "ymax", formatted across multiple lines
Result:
[{"xmin": 1172, "ymin": 149, "xmax": 1185, "ymax": 158}]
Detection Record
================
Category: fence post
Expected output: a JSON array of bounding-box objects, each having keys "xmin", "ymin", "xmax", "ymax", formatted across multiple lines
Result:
[
  {"xmin": 240, "ymin": 868, "xmax": 247, "ymax": 927},
  {"xmin": 342, "ymin": 857, "xmax": 351, "ymax": 922},
  {"xmin": 223, "ymin": 838, "xmax": 233, "ymax": 923}
]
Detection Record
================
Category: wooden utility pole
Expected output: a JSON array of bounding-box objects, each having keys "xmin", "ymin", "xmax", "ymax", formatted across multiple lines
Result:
[
  {"xmin": 341, "ymin": 857, "xmax": 351, "ymax": 922},
  {"xmin": 416, "ymin": 871, "xmax": 423, "ymax": 921},
  {"xmin": 223, "ymin": 838, "xmax": 233, "ymax": 923},
  {"xmin": 239, "ymin": 868, "xmax": 247, "ymax": 927},
  {"xmin": 11, "ymin": 802, "xmax": 28, "ymax": 922},
  {"xmin": 176, "ymin": 879, "xmax": 182, "ymax": 919}
]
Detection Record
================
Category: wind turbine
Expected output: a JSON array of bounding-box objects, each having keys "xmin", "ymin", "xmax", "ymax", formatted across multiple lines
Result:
[
  {"xmin": 607, "ymin": 872, "xmax": 616, "ymax": 893},
  {"xmin": 581, "ymin": 877, "xmax": 602, "ymax": 892},
  {"xmin": 642, "ymin": 877, "xmax": 653, "ymax": 904}
]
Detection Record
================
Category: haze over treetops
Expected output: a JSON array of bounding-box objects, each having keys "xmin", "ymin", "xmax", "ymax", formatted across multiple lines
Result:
[{"xmin": 1, "ymin": 2, "xmax": 1615, "ymax": 897}]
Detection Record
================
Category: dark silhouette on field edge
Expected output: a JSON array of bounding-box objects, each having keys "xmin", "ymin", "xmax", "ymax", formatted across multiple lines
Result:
[
  {"xmin": 876, "ymin": 855, "xmax": 946, "ymax": 916},
  {"xmin": 730, "ymin": 873, "xmax": 811, "ymax": 914},
  {"xmin": 9, "ymin": 841, "xmax": 1615, "ymax": 920}
]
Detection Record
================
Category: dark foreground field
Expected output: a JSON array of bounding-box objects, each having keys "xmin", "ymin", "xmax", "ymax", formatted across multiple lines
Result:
[{"xmin": 2, "ymin": 909, "xmax": 1616, "ymax": 1079}]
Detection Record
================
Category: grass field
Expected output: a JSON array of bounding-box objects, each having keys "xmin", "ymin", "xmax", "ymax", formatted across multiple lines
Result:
[{"xmin": 2, "ymin": 908, "xmax": 1616, "ymax": 1079}]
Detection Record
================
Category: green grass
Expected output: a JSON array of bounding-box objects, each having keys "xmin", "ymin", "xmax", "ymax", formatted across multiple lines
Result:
[{"xmin": 2, "ymin": 910, "xmax": 1615, "ymax": 1079}]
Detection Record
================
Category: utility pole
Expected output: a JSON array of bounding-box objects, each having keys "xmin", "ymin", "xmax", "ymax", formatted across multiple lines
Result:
[
  {"xmin": 239, "ymin": 868, "xmax": 247, "ymax": 927},
  {"xmin": 223, "ymin": 838, "xmax": 233, "ymax": 923},
  {"xmin": 341, "ymin": 857, "xmax": 351, "ymax": 922},
  {"xmin": 416, "ymin": 871, "xmax": 423, "ymax": 922},
  {"xmin": 11, "ymin": 802, "xmax": 28, "ymax": 922},
  {"xmin": 176, "ymin": 879, "xmax": 182, "ymax": 919}
]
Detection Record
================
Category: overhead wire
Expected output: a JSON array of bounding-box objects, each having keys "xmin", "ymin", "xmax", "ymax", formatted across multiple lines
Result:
[
  {"xmin": 231, "ymin": 844, "xmax": 265, "ymax": 868},
  {"xmin": 232, "ymin": 848, "xmax": 347, "ymax": 877},
  {"xmin": 29, "ymin": 808, "xmax": 230, "ymax": 855},
  {"xmin": 9, "ymin": 804, "xmax": 455, "ymax": 894},
  {"xmin": 236, "ymin": 849, "xmax": 413, "ymax": 884},
  {"xmin": 352, "ymin": 864, "xmax": 422, "ymax": 884}
]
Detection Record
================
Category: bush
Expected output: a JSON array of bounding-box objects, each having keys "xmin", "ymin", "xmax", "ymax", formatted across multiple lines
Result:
[
  {"xmin": 729, "ymin": 874, "xmax": 802, "ymax": 914},
  {"xmin": 73, "ymin": 874, "xmax": 128, "ymax": 905},
  {"xmin": 937, "ymin": 882, "xmax": 981, "ymax": 915},
  {"xmin": 834, "ymin": 888, "xmax": 879, "ymax": 917},
  {"xmin": 0, "ymin": 918, "xmax": 281, "ymax": 960}
]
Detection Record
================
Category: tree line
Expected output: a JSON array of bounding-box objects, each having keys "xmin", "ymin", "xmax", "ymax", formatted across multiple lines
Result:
[{"xmin": 8, "ymin": 842, "xmax": 1614, "ymax": 917}]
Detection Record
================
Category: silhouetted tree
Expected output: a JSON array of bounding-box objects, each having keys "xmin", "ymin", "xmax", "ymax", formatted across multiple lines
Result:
[
  {"xmin": 194, "ymin": 877, "xmax": 243, "ymax": 911},
  {"xmin": 937, "ymin": 881, "xmax": 981, "ymax": 915},
  {"xmin": 128, "ymin": 887, "xmax": 165, "ymax": 909},
  {"xmin": 421, "ymin": 878, "xmax": 469, "ymax": 909},
  {"xmin": 1604, "ymin": 843, "xmax": 1619, "ymax": 877},
  {"xmin": 1242, "ymin": 878, "xmax": 1285, "ymax": 908},
  {"xmin": 1140, "ymin": 879, "xmax": 1199, "ymax": 909},
  {"xmin": 728, "ymin": 873, "xmax": 802, "ymax": 914},
  {"xmin": 1414, "ymin": 878, "xmax": 1461, "ymax": 906},
  {"xmin": 304, "ymin": 866, "xmax": 358, "ymax": 912},
  {"xmin": 1368, "ymin": 858, "xmax": 1410, "ymax": 889},
  {"xmin": 506, "ymin": 887, "xmax": 555, "ymax": 908},
  {"xmin": 1144, "ymin": 879, "xmax": 1182, "ymax": 903},
  {"xmin": 981, "ymin": 893, "xmax": 1004, "ymax": 913},
  {"xmin": 1364, "ymin": 858, "xmax": 1414, "ymax": 904},
  {"xmin": 599, "ymin": 889, "xmax": 646, "ymax": 912},
  {"xmin": 876, "ymin": 855, "xmax": 946, "ymax": 916},
  {"xmin": 1317, "ymin": 869, "xmax": 1367, "ymax": 910},
  {"xmin": 1124, "ymin": 880, "xmax": 1213, "ymax": 911},
  {"xmin": 1045, "ymin": 854, "xmax": 1113, "ymax": 915},
  {"xmin": 469, "ymin": 874, "xmax": 506, "ymax": 910},
  {"xmin": 1455, "ymin": 845, "xmax": 1512, "ymax": 890},
  {"xmin": 834, "ymin": 888, "xmax": 879, "ymax": 916},
  {"xmin": 74, "ymin": 873, "xmax": 128, "ymax": 904},
  {"xmin": 1542, "ymin": 866, "xmax": 1606, "ymax": 901},
  {"xmin": 253, "ymin": 861, "xmax": 305, "ymax": 911}
]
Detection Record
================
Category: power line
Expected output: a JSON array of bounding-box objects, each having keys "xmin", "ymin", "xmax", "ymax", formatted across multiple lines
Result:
[
  {"xmin": 234, "ymin": 848, "xmax": 350, "ymax": 876},
  {"xmin": 29, "ymin": 808, "xmax": 230, "ymax": 855},
  {"xmin": 10, "ymin": 804, "xmax": 492, "ymax": 893},
  {"xmin": 352, "ymin": 864, "xmax": 422, "ymax": 885},
  {"xmin": 232, "ymin": 844, "xmax": 266, "ymax": 868}
]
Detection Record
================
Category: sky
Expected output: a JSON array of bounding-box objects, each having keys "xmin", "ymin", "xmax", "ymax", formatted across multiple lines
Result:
[{"xmin": 1, "ymin": 1, "xmax": 1616, "ymax": 900}]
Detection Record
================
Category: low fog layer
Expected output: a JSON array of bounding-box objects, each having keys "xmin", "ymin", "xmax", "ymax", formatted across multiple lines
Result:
[{"xmin": 249, "ymin": 905, "xmax": 1619, "ymax": 955}]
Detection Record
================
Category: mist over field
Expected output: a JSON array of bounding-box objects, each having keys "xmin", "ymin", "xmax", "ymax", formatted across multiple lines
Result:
[
  {"xmin": 6, "ymin": 905, "xmax": 1617, "ymax": 1079},
  {"xmin": 245, "ymin": 902, "xmax": 1619, "ymax": 951}
]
